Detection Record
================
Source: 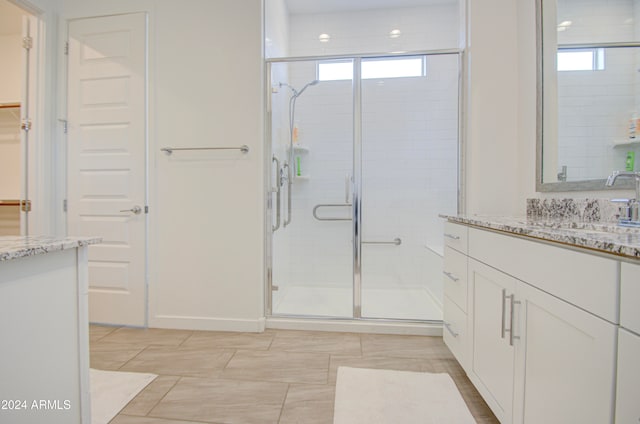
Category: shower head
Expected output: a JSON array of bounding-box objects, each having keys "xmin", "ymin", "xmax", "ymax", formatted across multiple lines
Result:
[{"xmin": 296, "ymin": 79, "xmax": 319, "ymax": 97}]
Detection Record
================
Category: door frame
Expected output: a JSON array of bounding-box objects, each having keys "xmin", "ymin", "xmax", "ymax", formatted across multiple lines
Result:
[
  {"xmin": 264, "ymin": 49, "xmax": 463, "ymax": 321},
  {"xmin": 4, "ymin": 0, "xmax": 48, "ymax": 235}
]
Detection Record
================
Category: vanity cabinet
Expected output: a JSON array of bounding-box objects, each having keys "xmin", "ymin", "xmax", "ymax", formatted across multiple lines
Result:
[
  {"xmin": 616, "ymin": 262, "xmax": 640, "ymax": 424},
  {"xmin": 444, "ymin": 223, "xmax": 619, "ymax": 424},
  {"xmin": 442, "ymin": 222, "xmax": 469, "ymax": 369},
  {"xmin": 615, "ymin": 328, "xmax": 640, "ymax": 424}
]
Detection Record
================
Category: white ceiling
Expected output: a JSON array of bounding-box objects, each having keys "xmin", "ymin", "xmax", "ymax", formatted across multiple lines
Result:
[
  {"xmin": 285, "ymin": 0, "xmax": 456, "ymax": 14},
  {"xmin": 0, "ymin": 0, "xmax": 27, "ymax": 37}
]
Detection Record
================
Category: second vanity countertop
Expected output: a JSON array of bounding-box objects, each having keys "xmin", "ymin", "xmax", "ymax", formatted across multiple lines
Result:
[
  {"xmin": 0, "ymin": 236, "xmax": 102, "ymax": 262},
  {"xmin": 442, "ymin": 215, "xmax": 640, "ymax": 260}
]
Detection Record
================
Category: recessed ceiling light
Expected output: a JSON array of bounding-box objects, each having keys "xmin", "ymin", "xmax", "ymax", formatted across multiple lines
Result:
[
  {"xmin": 389, "ymin": 29, "xmax": 401, "ymax": 39},
  {"xmin": 558, "ymin": 20, "xmax": 572, "ymax": 27},
  {"xmin": 319, "ymin": 33, "xmax": 331, "ymax": 43}
]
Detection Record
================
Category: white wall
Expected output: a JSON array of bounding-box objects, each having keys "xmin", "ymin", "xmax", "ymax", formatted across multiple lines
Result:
[
  {"xmin": 0, "ymin": 32, "xmax": 22, "ymax": 202},
  {"xmin": 0, "ymin": 109, "xmax": 21, "ymax": 199},
  {"xmin": 0, "ymin": 31, "xmax": 22, "ymax": 235},
  {"xmin": 61, "ymin": 0, "xmax": 265, "ymax": 331},
  {"xmin": 0, "ymin": 34, "xmax": 22, "ymax": 103},
  {"xmin": 465, "ymin": 0, "xmax": 521, "ymax": 215},
  {"xmin": 288, "ymin": 5, "xmax": 459, "ymax": 57},
  {"xmin": 265, "ymin": 0, "xmax": 289, "ymax": 58}
]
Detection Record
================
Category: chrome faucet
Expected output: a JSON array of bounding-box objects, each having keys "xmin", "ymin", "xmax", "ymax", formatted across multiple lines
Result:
[{"xmin": 606, "ymin": 171, "xmax": 640, "ymax": 224}]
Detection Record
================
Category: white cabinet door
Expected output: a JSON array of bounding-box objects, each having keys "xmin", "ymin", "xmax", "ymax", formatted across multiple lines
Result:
[
  {"xmin": 513, "ymin": 281, "xmax": 617, "ymax": 424},
  {"xmin": 469, "ymin": 259, "xmax": 517, "ymax": 424},
  {"xmin": 616, "ymin": 328, "xmax": 640, "ymax": 424}
]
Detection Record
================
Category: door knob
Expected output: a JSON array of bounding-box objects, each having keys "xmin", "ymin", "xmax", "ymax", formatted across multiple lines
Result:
[{"xmin": 120, "ymin": 205, "xmax": 142, "ymax": 215}]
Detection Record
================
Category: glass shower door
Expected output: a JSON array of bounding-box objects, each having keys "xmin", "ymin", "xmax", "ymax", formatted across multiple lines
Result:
[
  {"xmin": 268, "ymin": 59, "xmax": 355, "ymax": 318},
  {"xmin": 359, "ymin": 53, "xmax": 460, "ymax": 321}
]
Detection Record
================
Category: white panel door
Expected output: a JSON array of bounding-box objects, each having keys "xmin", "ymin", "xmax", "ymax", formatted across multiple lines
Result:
[{"xmin": 67, "ymin": 13, "xmax": 147, "ymax": 326}]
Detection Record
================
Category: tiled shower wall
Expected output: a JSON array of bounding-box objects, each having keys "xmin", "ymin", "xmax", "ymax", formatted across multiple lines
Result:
[
  {"xmin": 556, "ymin": 0, "xmax": 640, "ymax": 180},
  {"xmin": 271, "ymin": 4, "xmax": 459, "ymax": 303}
]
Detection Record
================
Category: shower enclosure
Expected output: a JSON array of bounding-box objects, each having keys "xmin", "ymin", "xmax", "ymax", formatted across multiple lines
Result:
[{"xmin": 266, "ymin": 52, "xmax": 460, "ymax": 322}]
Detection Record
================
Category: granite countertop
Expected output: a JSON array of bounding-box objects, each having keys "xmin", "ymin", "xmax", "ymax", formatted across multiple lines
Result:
[
  {"xmin": 442, "ymin": 215, "xmax": 640, "ymax": 260},
  {"xmin": 0, "ymin": 236, "xmax": 102, "ymax": 262}
]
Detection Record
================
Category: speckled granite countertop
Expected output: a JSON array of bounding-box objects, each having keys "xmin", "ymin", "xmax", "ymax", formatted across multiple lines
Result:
[
  {"xmin": 0, "ymin": 236, "xmax": 102, "ymax": 262},
  {"xmin": 442, "ymin": 215, "xmax": 640, "ymax": 260}
]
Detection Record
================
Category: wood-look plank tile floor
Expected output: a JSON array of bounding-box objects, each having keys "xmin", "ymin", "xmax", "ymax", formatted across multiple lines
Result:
[{"xmin": 90, "ymin": 325, "xmax": 499, "ymax": 424}]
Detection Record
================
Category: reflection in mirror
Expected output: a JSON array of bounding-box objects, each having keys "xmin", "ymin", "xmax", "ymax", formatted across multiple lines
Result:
[{"xmin": 538, "ymin": 0, "xmax": 640, "ymax": 190}]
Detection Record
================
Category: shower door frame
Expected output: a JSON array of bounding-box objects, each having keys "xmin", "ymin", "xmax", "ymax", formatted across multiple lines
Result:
[{"xmin": 265, "ymin": 49, "xmax": 464, "ymax": 322}]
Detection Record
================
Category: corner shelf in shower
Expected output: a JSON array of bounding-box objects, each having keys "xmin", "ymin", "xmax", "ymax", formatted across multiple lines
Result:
[
  {"xmin": 291, "ymin": 145, "xmax": 310, "ymax": 153},
  {"xmin": 611, "ymin": 139, "xmax": 640, "ymax": 148}
]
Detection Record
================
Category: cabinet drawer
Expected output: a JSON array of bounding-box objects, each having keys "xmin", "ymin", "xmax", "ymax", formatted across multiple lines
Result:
[
  {"xmin": 468, "ymin": 227, "xmax": 619, "ymax": 323},
  {"xmin": 621, "ymin": 262, "xmax": 640, "ymax": 334},
  {"xmin": 443, "ymin": 295, "xmax": 467, "ymax": 369},
  {"xmin": 443, "ymin": 246, "xmax": 468, "ymax": 312},
  {"xmin": 444, "ymin": 222, "xmax": 468, "ymax": 254}
]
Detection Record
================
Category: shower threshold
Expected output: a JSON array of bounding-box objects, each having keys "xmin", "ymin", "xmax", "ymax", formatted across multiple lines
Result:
[{"xmin": 269, "ymin": 286, "xmax": 443, "ymax": 336}]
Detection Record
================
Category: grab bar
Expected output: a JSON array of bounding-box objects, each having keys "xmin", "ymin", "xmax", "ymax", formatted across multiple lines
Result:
[
  {"xmin": 161, "ymin": 145, "xmax": 249, "ymax": 155},
  {"xmin": 272, "ymin": 155, "xmax": 281, "ymax": 231},
  {"xmin": 312, "ymin": 203, "xmax": 352, "ymax": 221},
  {"xmin": 362, "ymin": 238, "xmax": 402, "ymax": 246},
  {"xmin": 283, "ymin": 163, "xmax": 292, "ymax": 227}
]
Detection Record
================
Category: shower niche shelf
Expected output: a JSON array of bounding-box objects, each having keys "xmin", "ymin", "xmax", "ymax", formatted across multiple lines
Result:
[
  {"xmin": 611, "ymin": 140, "xmax": 640, "ymax": 148},
  {"xmin": 291, "ymin": 145, "xmax": 310, "ymax": 153}
]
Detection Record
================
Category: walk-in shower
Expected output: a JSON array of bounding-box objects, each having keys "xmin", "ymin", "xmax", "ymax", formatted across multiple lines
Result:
[
  {"xmin": 264, "ymin": 0, "xmax": 462, "ymax": 328},
  {"xmin": 266, "ymin": 52, "xmax": 460, "ymax": 323}
]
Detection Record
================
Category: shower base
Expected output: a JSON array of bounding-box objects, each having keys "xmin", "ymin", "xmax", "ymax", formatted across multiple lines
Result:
[{"xmin": 272, "ymin": 286, "xmax": 442, "ymax": 321}]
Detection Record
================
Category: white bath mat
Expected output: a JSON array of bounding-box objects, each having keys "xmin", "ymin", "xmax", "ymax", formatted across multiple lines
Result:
[
  {"xmin": 333, "ymin": 367, "xmax": 476, "ymax": 424},
  {"xmin": 90, "ymin": 368, "xmax": 157, "ymax": 424}
]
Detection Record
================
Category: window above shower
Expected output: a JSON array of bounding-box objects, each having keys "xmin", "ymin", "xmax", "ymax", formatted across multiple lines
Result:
[
  {"xmin": 265, "ymin": 0, "xmax": 462, "ymax": 59},
  {"xmin": 318, "ymin": 56, "xmax": 426, "ymax": 81}
]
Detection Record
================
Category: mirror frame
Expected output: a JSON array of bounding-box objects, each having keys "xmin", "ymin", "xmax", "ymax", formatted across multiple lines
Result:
[{"xmin": 535, "ymin": 0, "xmax": 634, "ymax": 192}]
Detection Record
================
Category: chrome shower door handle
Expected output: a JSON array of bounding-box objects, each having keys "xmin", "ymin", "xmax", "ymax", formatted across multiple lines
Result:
[
  {"xmin": 272, "ymin": 155, "xmax": 281, "ymax": 231},
  {"xmin": 120, "ymin": 205, "xmax": 142, "ymax": 215}
]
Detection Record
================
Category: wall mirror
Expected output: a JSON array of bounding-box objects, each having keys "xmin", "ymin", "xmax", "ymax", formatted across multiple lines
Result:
[{"xmin": 537, "ymin": 0, "xmax": 640, "ymax": 191}]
